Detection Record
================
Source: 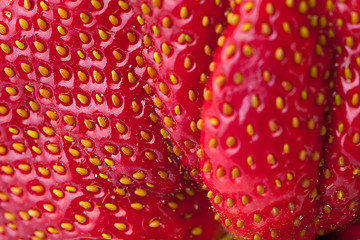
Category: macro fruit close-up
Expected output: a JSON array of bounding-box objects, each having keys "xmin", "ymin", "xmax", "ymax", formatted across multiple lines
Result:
[{"xmin": 1, "ymin": 0, "xmax": 360, "ymax": 240}]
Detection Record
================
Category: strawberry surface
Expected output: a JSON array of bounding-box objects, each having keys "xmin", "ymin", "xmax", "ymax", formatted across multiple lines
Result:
[
  {"xmin": 316, "ymin": 0, "xmax": 360, "ymax": 235},
  {"xmin": 0, "ymin": 0, "xmax": 224, "ymax": 239},
  {"xmin": 332, "ymin": 219, "xmax": 360, "ymax": 240},
  {"xmin": 128, "ymin": 0, "xmax": 229, "ymax": 181},
  {"xmin": 200, "ymin": 0, "xmax": 332, "ymax": 239}
]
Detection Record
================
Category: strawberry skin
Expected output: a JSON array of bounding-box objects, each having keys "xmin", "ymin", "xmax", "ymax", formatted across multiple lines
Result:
[
  {"xmin": 128, "ymin": 0, "xmax": 229, "ymax": 180},
  {"xmin": 332, "ymin": 219, "xmax": 360, "ymax": 240},
  {"xmin": 200, "ymin": 0, "xmax": 331, "ymax": 239},
  {"xmin": 0, "ymin": 0, "xmax": 224, "ymax": 239},
  {"xmin": 316, "ymin": 0, "xmax": 360, "ymax": 235}
]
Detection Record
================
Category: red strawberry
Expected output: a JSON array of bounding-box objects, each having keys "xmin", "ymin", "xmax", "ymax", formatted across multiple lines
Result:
[
  {"xmin": 332, "ymin": 219, "xmax": 360, "ymax": 240},
  {"xmin": 316, "ymin": 0, "xmax": 360, "ymax": 235},
  {"xmin": 128, "ymin": 0, "xmax": 229, "ymax": 180},
  {"xmin": 0, "ymin": 0, "xmax": 224, "ymax": 239},
  {"xmin": 200, "ymin": 0, "xmax": 331, "ymax": 239}
]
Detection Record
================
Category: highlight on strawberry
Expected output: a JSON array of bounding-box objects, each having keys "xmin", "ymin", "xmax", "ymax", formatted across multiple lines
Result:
[{"xmin": 1, "ymin": 0, "xmax": 360, "ymax": 240}]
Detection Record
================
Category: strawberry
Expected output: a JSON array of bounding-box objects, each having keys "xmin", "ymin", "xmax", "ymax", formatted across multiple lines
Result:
[
  {"xmin": 316, "ymin": 0, "xmax": 360, "ymax": 235},
  {"xmin": 128, "ymin": 0, "xmax": 229, "ymax": 180},
  {"xmin": 0, "ymin": 0, "xmax": 224, "ymax": 239},
  {"xmin": 200, "ymin": 0, "xmax": 332, "ymax": 239},
  {"xmin": 331, "ymin": 219, "xmax": 360, "ymax": 240}
]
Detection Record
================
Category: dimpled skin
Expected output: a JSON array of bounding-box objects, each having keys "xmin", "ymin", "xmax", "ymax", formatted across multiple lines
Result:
[
  {"xmin": 200, "ymin": 0, "xmax": 332, "ymax": 239},
  {"xmin": 0, "ymin": 0, "xmax": 224, "ymax": 239},
  {"xmin": 128, "ymin": 0, "xmax": 229, "ymax": 181},
  {"xmin": 317, "ymin": 0, "xmax": 360, "ymax": 235}
]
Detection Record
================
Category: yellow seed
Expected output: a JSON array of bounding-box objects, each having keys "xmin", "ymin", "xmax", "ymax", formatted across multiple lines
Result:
[
  {"xmin": 283, "ymin": 22, "xmax": 290, "ymax": 33},
  {"xmin": 298, "ymin": 149, "xmax": 307, "ymax": 160},
  {"xmin": 191, "ymin": 226, "xmax": 203, "ymax": 236},
  {"xmin": 105, "ymin": 203, "xmax": 117, "ymax": 211},
  {"xmin": 34, "ymin": 41, "xmax": 45, "ymax": 52},
  {"xmin": 128, "ymin": 72, "xmax": 136, "ymax": 83},
  {"xmin": 76, "ymin": 167, "xmax": 88, "ymax": 176},
  {"xmin": 19, "ymin": 18, "xmax": 29, "ymax": 30},
  {"xmin": 214, "ymin": 195, "xmax": 223, "ymax": 204},
  {"xmin": 276, "ymin": 97, "xmax": 284, "ymax": 109},
  {"xmin": 93, "ymin": 50, "xmax": 102, "ymax": 60},
  {"xmin": 37, "ymin": 18, "xmax": 47, "ymax": 30},
  {"xmin": 1, "ymin": 166, "xmax": 14, "ymax": 174},
  {"xmin": 98, "ymin": 29, "xmax": 108, "ymax": 41},
  {"xmin": 65, "ymin": 186, "xmax": 77, "ymax": 192},
  {"xmin": 149, "ymin": 219, "xmax": 161, "ymax": 228},
  {"xmin": 118, "ymin": 0, "xmax": 129, "ymax": 10},
  {"xmin": 335, "ymin": 94, "xmax": 342, "ymax": 106},
  {"xmin": 241, "ymin": 195, "xmax": 250, "ymax": 205},
  {"xmin": 18, "ymin": 210, "xmax": 30, "ymax": 220},
  {"xmin": 275, "ymin": 48, "xmax": 285, "ymax": 61},
  {"xmin": 10, "ymin": 186, "xmax": 23, "ymax": 195},
  {"xmin": 261, "ymin": 23, "xmax": 272, "ymax": 35},
  {"xmin": 127, "ymin": 31, "xmax": 137, "ymax": 43},
  {"xmin": 4, "ymin": 67, "xmax": 15, "ymax": 77},
  {"xmin": 102, "ymin": 233, "xmax": 112, "ymax": 239},
  {"xmin": 227, "ymin": 13, "xmax": 240, "ymax": 26},
  {"xmin": 121, "ymin": 146, "xmax": 133, "ymax": 156},
  {"xmin": 170, "ymin": 74, "xmax": 178, "ymax": 84},
  {"xmin": 13, "ymin": 143, "xmax": 25, "ymax": 152},
  {"xmin": 254, "ymin": 213, "xmax": 262, "ymax": 223},
  {"xmin": 61, "ymin": 223, "xmax": 74, "ymax": 231},
  {"xmin": 91, "ymin": 70, "xmax": 102, "ymax": 82},
  {"xmin": 299, "ymin": 26, "xmax": 309, "ymax": 38},
  {"xmin": 1, "ymin": 43, "xmax": 11, "ymax": 54},
  {"xmin": 154, "ymin": 52, "xmax": 162, "ymax": 63},
  {"xmin": 31, "ymin": 185, "xmax": 45, "ymax": 193},
  {"xmin": 0, "ymin": 24, "xmax": 7, "ymax": 35},
  {"xmin": 184, "ymin": 56, "xmax": 192, "ymax": 69},
  {"xmin": 275, "ymin": 179, "xmax": 282, "ymax": 187},
  {"xmin": 58, "ymin": 8, "xmax": 68, "ymax": 18},
  {"xmin": 75, "ymin": 94, "xmax": 89, "ymax": 105},
  {"xmin": 243, "ymin": 44, "xmax": 253, "ymax": 57},
  {"xmin": 246, "ymin": 155, "xmax": 253, "ymax": 166},
  {"xmin": 39, "ymin": 66, "xmax": 50, "ymax": 76},
  {"xmin": 53, "ymin": 189, "xmax": 64, "ymax": 198},
  {"xmin": 5, "ymin": 86, "xmax": 17, "ymax": 96},
  {"xmin": 109, "ymin": 15, "xmax": 119, "ymax": 25},
  {"xmin": 57, "ymin": 26, "xmax": 67, "ymax": 35},
  {"xmin": 310, "ymin": 65, "xmax": 318, "ymax": 78},
  {"xmin": 91, "ymin": 0, "xmax": 102, "ymax": 9},
  {"xmin": 21, "ymin": 62, "xmax": 31, "ymax": 73},
  {"xmin": 141, "ymin": 3, "xmax": 151, "ymax": 14},
  {"xmin": 131, "ymin": 203, "xmax": 144, "ymax": 210},
  {"xmin": 43, "ymin": 203, "xmax": 55, "ymax": 212},
  {"xmin": 299, "ymin": 1, "xmax": 308, "ymax": 14},
  {"xmin": 345, "ymin": 67, "xmax": 353, "ymax": 80},
  {"xmin": 266, "ymin": 3, "xmax": 275, "ymax": 15}
]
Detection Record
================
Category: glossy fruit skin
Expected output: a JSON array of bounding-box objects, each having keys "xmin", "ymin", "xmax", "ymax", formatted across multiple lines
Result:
[
  {"xmin": 0, "ymin": 0, "xmax": 224, "ymax": 239},
  {"xmin": 200, "ymin": 0, "xmax": 332, "ymax": 239},
  {"xmin": 316, "ymin": 0, "xmax": 360, "ymax": 235},
  {"xmin": 129, "ymin": 0, "xmax": 229, "ymax": 181},
  {"xmin": 331, "ymin": 219, "xmax": 360, "ymax": 240}
]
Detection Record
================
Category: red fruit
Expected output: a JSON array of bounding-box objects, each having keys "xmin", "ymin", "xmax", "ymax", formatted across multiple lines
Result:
[
  {"xmin": 0, "ymin": 0, "xmax": 223, "ymax": 239},
  {"xmin": 128, "ymin": 0, "xmax": 229, "ymax": 180},
  {"xmin": 316, "ymin": 0, "xmax": 360, "ymax": 235},
  {"xmin": 200, "ymin": 0, "xmax": 331, "ymax": 239},
  {"xmin": 333, "ymin": 219, "xmax": 360, "ymax": 240}
]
